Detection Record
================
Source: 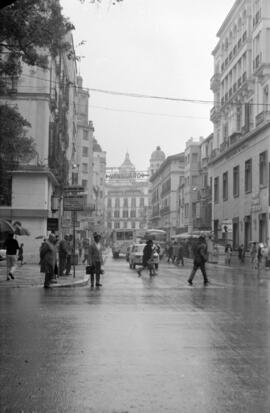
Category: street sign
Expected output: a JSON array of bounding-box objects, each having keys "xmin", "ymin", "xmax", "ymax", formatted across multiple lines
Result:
[
  {"xmin": 47, "ymin": 218, "xmax": 59, "ymax": 231},
  {"xmin": 63, "ymin": 195, "xmax": 85, "ymax": 211},
  {"xmin": 62, "ymin": 218, "xmax": 71, "ymax": 227}
]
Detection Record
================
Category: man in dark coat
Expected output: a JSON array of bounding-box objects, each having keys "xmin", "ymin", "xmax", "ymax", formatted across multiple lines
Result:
[
  {"xmin": 58, "ymin": 235, "xmax": 68, "ymax": 276},
  {"xmin": 87, "ymin": 232, "xmax": 104, "ymax": 288},
  {"xmin": 137, "ymin": 239, "xmax": 156, "ymax": 277},
  {"xmin": 187, "ymin": 235, "xmax": 209, "ymax": 285},
  {"xmin": 39, "ymin": 234, "xmax": 57, "ymax": 288},
  {"xmin": 4, "ymin": 233, "xmax": 19, "ymax": 280}
]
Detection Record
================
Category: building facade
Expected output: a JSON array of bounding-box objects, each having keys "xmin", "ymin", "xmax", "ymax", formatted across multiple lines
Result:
[
  {"xmin": 92, "ymin": 140, "xmax": 107, "ymax": 235},
  {"xmin": 209, "ymin": 0, "xmax": 270, "ymax": 248},
  {"xmin": 105, "ymin": 153, "xmax": 149, "ymax": 234},
  {"xmin": 0, "ymin": 31, "xmax": 79, "ymax": 261},
  {"xmin": 149, "ymin": 153, "xmax": 185, "ymax": 238}
]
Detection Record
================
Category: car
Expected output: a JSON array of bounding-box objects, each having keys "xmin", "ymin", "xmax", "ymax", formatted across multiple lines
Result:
[
  {"xmin": 128, "ymin": 243, "xmax": 159, "ymax": 269},
  {"xmin": 0, "ymin": 249, "xmax": 6, "ymax": 261}
]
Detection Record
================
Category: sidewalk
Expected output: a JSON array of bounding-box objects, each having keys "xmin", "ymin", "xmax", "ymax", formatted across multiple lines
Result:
[{"xmin": 0, "ymin": 261, "xmax": 89, "ymax": 288}]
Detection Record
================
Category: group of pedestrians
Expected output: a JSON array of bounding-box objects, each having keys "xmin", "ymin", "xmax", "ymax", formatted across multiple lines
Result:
[
  {"xmin": 225, "ymin": 241, "xmax": 270, "ymax": 271},
  {"xmin": 39, "ymin": 232, "xmax": 104, "ymax": 289},
  {"xmin": 135, "ymin": 235, "xmax": 209, "ymax": 286},
  {"xmin": 166, "ymin": 241, "xmax": 185, "ymax": 266},
  {"xmin": 40, "ymin": 233, "xmax": 75, "ymax": 288}
]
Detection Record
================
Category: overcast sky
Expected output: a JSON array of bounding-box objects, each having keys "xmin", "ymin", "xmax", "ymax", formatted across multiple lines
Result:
[{"xmin": 61, "ymin": 0, "xmax": 235, "ymax": 170}]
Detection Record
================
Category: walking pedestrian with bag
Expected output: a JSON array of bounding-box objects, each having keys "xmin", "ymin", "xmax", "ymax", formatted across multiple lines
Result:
[{"xmin": 137, "ymin": 239, "xmax": 156, "ymax": 277}]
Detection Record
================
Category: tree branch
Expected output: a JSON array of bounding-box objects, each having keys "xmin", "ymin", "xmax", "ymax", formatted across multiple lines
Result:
[{"xmin": 0, "ymin": 0, "xmax": 18, "ymax": 10}]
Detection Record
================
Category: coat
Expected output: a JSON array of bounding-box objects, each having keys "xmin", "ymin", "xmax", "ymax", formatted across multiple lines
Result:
[
  {"xmin": 142, "ymin": 244, "xmax": 153, "ymax": 267},
  {"xmin": 87, "ymin": 242, "xmax": 103, "ymax": 266},
  {"xmin": 193, "ymin": 240, "xmax": 208, "ymax": 264},
  {"xmin": 40, "ymin": 241, "xmax": 56, "ymax": 274}
]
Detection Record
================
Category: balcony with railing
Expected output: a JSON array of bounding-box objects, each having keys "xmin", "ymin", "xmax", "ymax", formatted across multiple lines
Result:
[
  {"xmin": 160, "ymin": 206, "xmax": 170, "ymax": 216},
  {"xmin": 255, "ymin": 110, "xmax": 270, "ymax": 127},
  {"xmin": 229, "ymin": 131, "xmax": 242, "ymax": 145},
  {"xmin": 210, "ymin": 105, "xmax": 221, "ymax": 122}
]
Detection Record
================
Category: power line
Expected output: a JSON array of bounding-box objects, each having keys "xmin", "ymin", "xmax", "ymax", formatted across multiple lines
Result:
[
  {"xmin": 5, "ymin": 73, "xmax": 269, "ymax": 107},
  {"xmin": 89, "ymin": 88, "xmax": 213, "ymax": 105},
  {"xmin": 89, "ymin": 104, "xmax": 209, "ymax": 119}
]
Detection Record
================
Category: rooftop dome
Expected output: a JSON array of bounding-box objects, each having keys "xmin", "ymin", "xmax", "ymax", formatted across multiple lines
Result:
[
  {"xmin": 150, "ymin": 146, "xmax": 166, "ymax": 162},
  {"xmin": 119, "ymin": 152, "xmax": 135, "ymax": 172}
]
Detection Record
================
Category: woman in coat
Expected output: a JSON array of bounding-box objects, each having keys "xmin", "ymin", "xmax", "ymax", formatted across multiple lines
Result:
[{"xmin": 40, "ymin": 234, "xmax": 57, "ymax": 288}]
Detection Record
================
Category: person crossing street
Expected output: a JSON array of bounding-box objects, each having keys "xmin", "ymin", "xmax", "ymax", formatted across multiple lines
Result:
[
  {"xmin": 4, "ymin": 233, "xmax": 19, "ymax": 280},
  {"xmin": 187, "ymin": 235, "xmax": 209, "ymax": 286}
]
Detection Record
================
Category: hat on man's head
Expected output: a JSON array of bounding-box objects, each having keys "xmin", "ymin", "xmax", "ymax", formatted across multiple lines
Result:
[{"xmin": 146, "ymin": 239, "xmax": 153, "ymax": 244}]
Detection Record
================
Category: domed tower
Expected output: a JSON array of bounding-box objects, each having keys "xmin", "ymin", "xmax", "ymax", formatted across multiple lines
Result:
[
  {"xmin": 119, "ymin": 152, "xmax": 135, "ymax": 173},
  {"xmin": 149, "ymin": 146, "xmax": 166, "ymax": 176}
]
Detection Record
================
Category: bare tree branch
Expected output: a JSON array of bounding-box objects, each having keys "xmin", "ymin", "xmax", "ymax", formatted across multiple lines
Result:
[{"xmin": 0, "ymin": 0, "xmax": 18, "ymax": 10}]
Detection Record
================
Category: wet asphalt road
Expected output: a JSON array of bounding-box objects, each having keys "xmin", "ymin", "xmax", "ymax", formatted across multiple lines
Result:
[{"xmin": 1, "ymin": 256, "xmax": 270, "ymax": 413}]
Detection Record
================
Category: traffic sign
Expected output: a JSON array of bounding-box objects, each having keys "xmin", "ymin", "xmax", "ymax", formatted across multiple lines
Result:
[{"xmin": 63, "ymin": 195, "xmax": 85, "ymax": 211}]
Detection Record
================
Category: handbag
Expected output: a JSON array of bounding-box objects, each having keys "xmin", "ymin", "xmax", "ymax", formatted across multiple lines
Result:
[{"xmin": 86, "ymin": 265, "xmax": 95, "ymax": 274}]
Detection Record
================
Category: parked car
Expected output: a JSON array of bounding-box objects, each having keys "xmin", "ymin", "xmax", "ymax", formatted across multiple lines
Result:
[
  {"xmin": 0, "ymin": 249, "xmax": 6, "ymax": 261},
  {"xmin": 128, "ymin": 243, "xmax": 159, "ymax": 269}
]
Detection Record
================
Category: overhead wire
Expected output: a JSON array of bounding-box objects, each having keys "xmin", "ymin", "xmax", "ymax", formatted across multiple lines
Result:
[{"xmin": 8, "ymin": 72, "xmax": 269, "ymax": 107}]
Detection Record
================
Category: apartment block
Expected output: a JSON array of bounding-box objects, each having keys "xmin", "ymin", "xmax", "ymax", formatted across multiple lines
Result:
[
  {"xmin": 150, "ymin": 153, "xmax": 185, "ymax": 238},
  {"xmin": 209, "ymin": 0, "xmax": 270, "ymax": 248}
]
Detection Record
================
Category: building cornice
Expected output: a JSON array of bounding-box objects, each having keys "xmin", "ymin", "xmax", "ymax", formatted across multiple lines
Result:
[
  {"xmin": 150, "ymin": 153, "xmax": 184, "ymax": 182},
  {"xmin": 217, "ymin": 0, "xmax": 243, "ymax": 38},
  {"xmin": 208, "ymin": 120, "xmax": 270, "ymax": 166},
  {"xmin": 10, "ymin": 166, "xmax": 59, "ymax": 186}
]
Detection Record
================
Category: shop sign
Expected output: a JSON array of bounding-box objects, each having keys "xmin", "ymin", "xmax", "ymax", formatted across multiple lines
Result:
[
  {"xmin": 106, "ymin": 168, "xmax": 149, "ymax": 181},
  {"xmin": 250, "ymin": 193, "xmax": 262, "ymax": 213},
  {"xmin": 221, "ymin": 219, "xmax": 232, "ymax": 233},
  {"xmin": 47, "ymin": 218, "xmax": 59, "ymax": 231}
]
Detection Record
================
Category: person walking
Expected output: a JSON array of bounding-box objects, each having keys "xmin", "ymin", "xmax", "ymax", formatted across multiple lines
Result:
[
  {"xmin": 77, "ymin": 238, "xmax": 82, "ymax": 261},
  {"xmin": 225, "ymin": 243, "xmax": 232, "ymax": 265},
  {"xmin": 167, "ymin": 243, "xmax": 173, "ymax": 263},
  {"xmin": 87, "ymin": 232, "xmax": 104, "ymax": 288},
  {"xmin": 82, "ymin": 238, "xmax": 89, "ymax": 264},
  {"xmin": 39, "ymin": 233, "xmax": 57, "ymax": 288},
  {"xmin": 176, "ymin": 242, "xmax": 184, "ymax": 266},
  {"xmin": 4, "ymin": 233, "xmax": 19, "ymax": 280},
  {"xmin": 250, "ymin": 242, "xmax": 257, "ymax": 269},
  {"xmin": 65, "ymin": 235, "xmax": 72, "ymax": 275},
  {"xmin": 58, "ymin": 235, "xmax": 68, "ymax": 276},
  {"xmin": 187, "ymin": 235, "xmax": 209, "ymax": 286},
  {"xmin": 238, "ymin": 244, "xmax": 245, "ymax": 263},
  {"xmin": 137, "ymin": 239, "xmax": 156, "ymax": 277},
  {"xmin": 17, "ymin": 243, "xmax": 24, "ymax": 265}
]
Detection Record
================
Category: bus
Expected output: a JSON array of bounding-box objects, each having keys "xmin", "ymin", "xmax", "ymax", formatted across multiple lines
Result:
[{"xmin": 110, "ymin": 229, "xmax": 135, "ymax": 258}]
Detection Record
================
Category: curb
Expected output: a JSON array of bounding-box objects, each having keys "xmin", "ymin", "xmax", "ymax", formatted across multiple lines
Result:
[{"xmin": 49, "ymin": 274, "xmax": 90, "ymax": 288}]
